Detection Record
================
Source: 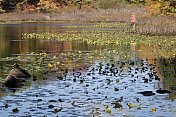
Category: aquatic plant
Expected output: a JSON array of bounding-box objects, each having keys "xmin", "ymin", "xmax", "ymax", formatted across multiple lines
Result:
[
  {"xmin": 128, "ymin": 103, "xmax": 134, "ymax": 109},
  {"xmin": 105, "ymin": 108, "xmax": 111, "ymax": 113},
  {"xmin": 21, "ymin": 27, "xmax": 176, "ymax": 48},
  {"xmin": 152, "ymin": 108, "xmax": 156, "ymax": 111},
  {"xmin": 52, "ymin": 108, "xmax": 62, "ymax": 117},
  {"xmin": 1, "ymin": 47, "xmax": 176, "ymax": 116}
]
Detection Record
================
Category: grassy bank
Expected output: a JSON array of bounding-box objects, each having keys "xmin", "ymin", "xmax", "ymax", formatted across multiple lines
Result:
[
  {"xmin": 0, "ymin": 5, "xmax": 176, "ymax": 36},
  {"xmin": 136, "ymin": 15, "xmax": 176, "ymax": 36},
  {"xmin": 0, "ymin": 5, "xmax": 145, "ymax": 22}
]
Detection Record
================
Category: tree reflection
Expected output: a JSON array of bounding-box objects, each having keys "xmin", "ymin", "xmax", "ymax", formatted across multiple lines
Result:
[{"xmin": 133, "ymin": 44, "xmax": 176, "ymax": 100}]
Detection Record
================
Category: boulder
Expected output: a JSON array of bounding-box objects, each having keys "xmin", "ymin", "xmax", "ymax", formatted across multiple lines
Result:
[
  {"xmin": 3, "ymin": 75, "xmax": 19, "ymax": 88},
  {"xmin": 9, "ymin": 64, "xmax": 31, "ymax": 78},
  {"xmin": 3, "ymin": 64, "xmax": 31, "ymax": 88}
]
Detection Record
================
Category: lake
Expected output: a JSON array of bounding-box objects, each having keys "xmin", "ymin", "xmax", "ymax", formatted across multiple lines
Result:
[{"xmin": 0, "ymin": 22, "xmax": 176, "ymax": 117}]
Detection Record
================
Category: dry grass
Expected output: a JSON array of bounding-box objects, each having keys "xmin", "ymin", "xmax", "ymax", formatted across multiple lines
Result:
[
  {"xmin": 0, "ymin": 5, "xmax": 175, "ymax": 36},
  {"xmin": 0, "ymin": 5, "xmax": 146, "ymax": 22},
  {"xmin": 0, "ymin": 12, "xmax": 51, "ymax": 21},
  {"xmin": 55, "ymin": 5, "xmax": 146, "ymax": 22},
  {"xmin": 136, "ymin": 15, "xmax": 176, "ymax": 36}
]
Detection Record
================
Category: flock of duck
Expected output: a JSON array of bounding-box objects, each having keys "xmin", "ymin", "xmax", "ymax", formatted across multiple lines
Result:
[
  {"xmin": 2, "ymin": 62, "xmax": 172, "ymax": 96},
  {"xmin": 59, "ymin": 60, "xmax": 172, "ymax": 96}
]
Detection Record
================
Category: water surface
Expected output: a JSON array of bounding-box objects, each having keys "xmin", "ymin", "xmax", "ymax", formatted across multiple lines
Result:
[{"xmin": 0, "ymin": 22, "xmax": 176, "ymax": 117}]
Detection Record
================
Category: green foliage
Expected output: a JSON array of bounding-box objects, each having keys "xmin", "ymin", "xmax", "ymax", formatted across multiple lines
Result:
[{"xmin": 16, "ymin": 2, "xmax": 25, "ymax": 10}]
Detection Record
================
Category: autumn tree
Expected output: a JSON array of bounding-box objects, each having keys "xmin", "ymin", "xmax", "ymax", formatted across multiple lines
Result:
[
  {"xmin": 1, "ymin": 0, "xmax": 17, "ymax": 12},
  {"xmin": 128, "ymin": 0, "xmax": 176, "ymax": 15},
  {"xmin": 146, "ymin": 0, "xmax": 176, "ymax": 15}
]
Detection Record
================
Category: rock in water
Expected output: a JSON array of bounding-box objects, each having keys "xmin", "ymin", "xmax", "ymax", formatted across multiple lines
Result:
[
  {"xmin": 3, "ymin": 64, "xmax": 31, "ymax": 88},
  {"xmin": 3, "ymin": 75, "xmax": 19, "ymax": 88},
  {"xmin": 9, "ymin": 64, "xmax": 31, "ymax": 78}
]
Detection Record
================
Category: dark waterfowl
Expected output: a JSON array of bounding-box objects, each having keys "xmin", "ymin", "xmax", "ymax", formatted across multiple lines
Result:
[
  {"xmin": 156, "ymin": 89, "xmax": 172, "ymax": 94},
  {"xmin": 137, "ymin": 91, "xmax": 155, "ymax": 96},
  {"xmin": 3, "ymin": 64, "xmax": 31, "ymax": 88}
]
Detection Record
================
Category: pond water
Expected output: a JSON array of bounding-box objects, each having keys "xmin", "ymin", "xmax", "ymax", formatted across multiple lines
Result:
[{"xmin": 0, "ymin": 22, "xmax": 176, "ymax": 117}]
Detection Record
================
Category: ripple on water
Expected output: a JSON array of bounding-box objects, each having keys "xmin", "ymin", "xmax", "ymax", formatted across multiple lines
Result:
[{"xmin": 0, "ymin": 48, "xmax": 176, "ymax": 117}]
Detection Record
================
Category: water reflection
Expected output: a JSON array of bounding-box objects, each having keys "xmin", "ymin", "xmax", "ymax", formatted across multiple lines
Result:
[
  {"xmin": 0, "ymin": 22, "xmax": 102, "ymax": 58},
  {"xmin": 0, "ymin": 22, "xmax": 112, "ymax": 98},
  {"xmin": 0, "ymin": 22, "xmax": 72, "ymax": 58},
  {"xmin": 133, "ymin": 44, "xmax": 176, "ymax": 100}
]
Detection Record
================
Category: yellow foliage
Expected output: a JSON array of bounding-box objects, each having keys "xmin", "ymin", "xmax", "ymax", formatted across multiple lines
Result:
[
  {"xmin": 146, "ymin": 0, "xmax": 176, "ymax": 15},
  {"xmin": 48, "ymin": 63, "xmax": 53, "ymax": 67},
  {"xmin": 0, "ymin": 6, "xmax": 5, "ymax": 13},
  {"xmin": 145, "ymin": 0, "xmax": 152, "ymax": 2},
  {"xmin": 37, "ymin": 0, "xmax": 60, "ymax": 12},
  {"xmin": 130, "ymin": 0, "xmax": 175, "ymax": 15},
  {"xmin": 152, "ymin": 108, "xmax": 156, "ymax": 111}
]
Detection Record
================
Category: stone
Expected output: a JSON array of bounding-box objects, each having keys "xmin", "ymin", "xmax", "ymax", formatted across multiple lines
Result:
[{"xmin": 3, "ymin": 64, "xmax": 31, "ymax": 88}]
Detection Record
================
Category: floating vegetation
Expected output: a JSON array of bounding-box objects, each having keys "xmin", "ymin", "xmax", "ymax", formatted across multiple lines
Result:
[
  {"xmin": 21, "ymin": 28, "xmax": 176, "ymax": 60},
  {"xmin": 0, "ymin": 48, "xmax": 176, "ymax": 116},
  {"xmin": 0, "ymin": 48, "xmax": 137, "ymax": 76},
  {"xmin": 62, "ymin": 22, "xmax": 127, "ymax": 28},
  {"xmin": 21, "ymin": 28, "xmax": 176, "ymax": 48},
  {"xmin": 152, "ymin": 108, "xmax": 156, "ymax": 111},
  {"xmin": 106, "ymin": 108, "xmax": 111, "ymax": 113},
  {"xmin": 128, "ymin": 103, "xmax": 135, "ymax": 109}
]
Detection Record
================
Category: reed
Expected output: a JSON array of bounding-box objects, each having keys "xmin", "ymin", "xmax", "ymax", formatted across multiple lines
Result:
[{"xmin": 136, "ymin": 15, "xmax": 176, "ymax": 36}]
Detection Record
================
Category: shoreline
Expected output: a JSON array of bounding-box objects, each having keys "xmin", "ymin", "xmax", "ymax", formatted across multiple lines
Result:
[{"xmin": 0, "ymin": 9, "xmax": 175, "ymax": 36}]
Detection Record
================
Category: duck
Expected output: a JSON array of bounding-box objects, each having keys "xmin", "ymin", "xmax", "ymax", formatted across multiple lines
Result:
[
  {"xmin": 137, "ymin": 91, "xmax": 155, "ymax": 96},
  {"xmin": 156, "ymin": 89, "xmax": 172, "ymax": 94}
]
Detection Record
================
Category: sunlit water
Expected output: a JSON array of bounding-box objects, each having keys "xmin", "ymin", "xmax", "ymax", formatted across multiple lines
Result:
[{"xmin": 0, "ymin": 22, "xmax": 176, "ymax": 117}]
